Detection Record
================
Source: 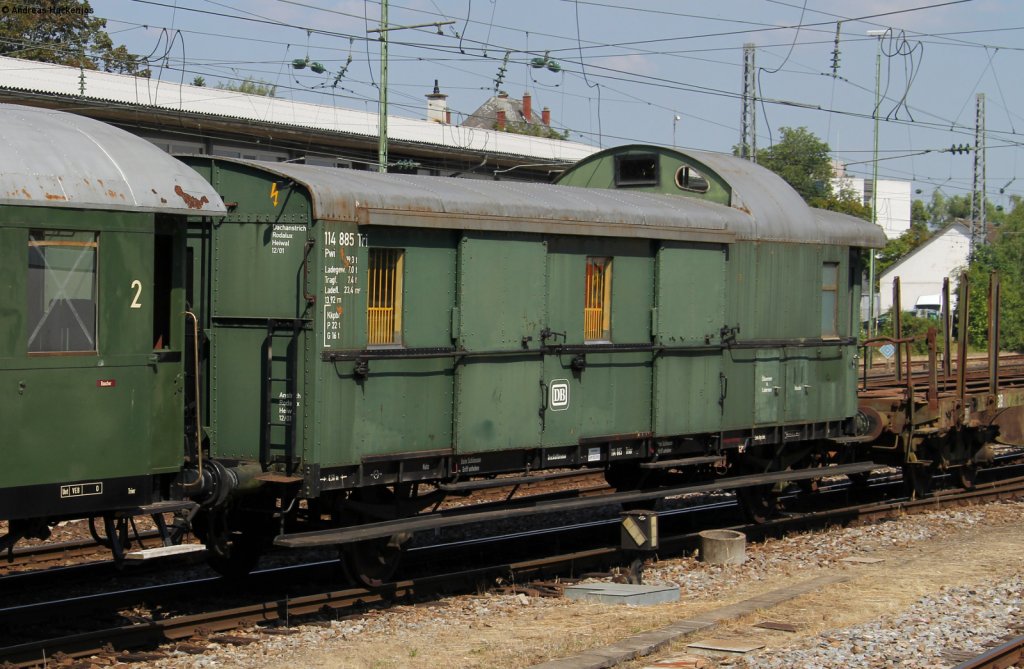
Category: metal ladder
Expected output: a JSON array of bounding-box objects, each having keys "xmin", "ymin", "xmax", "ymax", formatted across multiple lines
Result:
[{"xmin": 262, "ymin": 318, "xmax": 304, "ymax": 474}]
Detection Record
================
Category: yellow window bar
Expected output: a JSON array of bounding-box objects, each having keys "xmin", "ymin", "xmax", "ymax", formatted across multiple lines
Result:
[
  {"xmin": 367, "ymin": 248, "xmax": 404, "ymax": 345},
  {"xmin": 585, "ymin": 257, "xmax": 612, "ymax": 341}
]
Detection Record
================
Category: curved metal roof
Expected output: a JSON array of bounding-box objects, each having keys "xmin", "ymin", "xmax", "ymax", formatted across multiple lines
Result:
[
  {"xmin": 683, "ymin": 149, "xmax": 884, "ymax": 247},
  {"xmin": 0, "ymin": 103, "xmax": 225, "ymax": 215},
  {"xmin": 810, "ymin": 208, "xmax": 889, "ymax": 249},
  {"xmin": 211, "ymin": 158, "xmax": 754, "ymax": 244},
  {"xmin": 557, "ymin": 145, "xmax": 887, "ymax": 248}
]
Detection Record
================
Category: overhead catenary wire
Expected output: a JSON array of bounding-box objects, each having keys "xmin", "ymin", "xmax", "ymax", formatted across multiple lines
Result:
[
  {"xmin": 80, "ymin": 15, "xmax": 1024, "ymax": 152},
  {"xmin": 113, "ymin": 2, "xmax": 1012, "ymax": 142},
  {"xmin": 15, "ymin": 0, "xmax": 1019, "ymax": 199}
]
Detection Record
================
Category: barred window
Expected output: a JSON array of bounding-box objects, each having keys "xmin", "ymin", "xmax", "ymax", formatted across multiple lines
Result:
[
  {"xmin": 367, "ymin": 248, "xmax": 404, "ymax": 346},
  {"xmin": 821, "ymin": 262, "xmax": 839, "ymax": 337},
  {"xmin": 28, "ymin": 230, "xmax": 98, "ymax": 354},
  {"xmin": 584, "ymin": 257, "xmax": 612, "ymax": 342},
  {"xmin": 614, "ymin": 154, "xmax": 659, "ymax": 187}
]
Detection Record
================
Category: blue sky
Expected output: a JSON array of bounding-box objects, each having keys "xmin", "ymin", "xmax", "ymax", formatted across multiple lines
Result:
[{"xmin": 92, "ymin": 0, "xmax": 1024, "ymax": 207}]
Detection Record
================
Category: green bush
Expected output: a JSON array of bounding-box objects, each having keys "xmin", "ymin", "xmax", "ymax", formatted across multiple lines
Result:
[{"xmin": 872, "ymin": 313, "xmax": 946, "ymax": 356}]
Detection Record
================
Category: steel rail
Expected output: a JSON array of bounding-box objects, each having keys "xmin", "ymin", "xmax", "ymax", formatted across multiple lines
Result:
[
  {"xmin": 951, "ymin": 634, "xmax": 1024, "ymax": 669},
  {"xmin": 0, "ymin": 529, "xmax": 164, "ymax": 570},
  {"xmin": 4, "ymin": 475, "xmax": 1024, "ymax": 668}
]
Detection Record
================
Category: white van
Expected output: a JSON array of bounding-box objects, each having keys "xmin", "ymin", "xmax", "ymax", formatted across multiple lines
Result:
[{"xmin": 913, "ymin": 294, "xmax": 942, "ymax": 319}]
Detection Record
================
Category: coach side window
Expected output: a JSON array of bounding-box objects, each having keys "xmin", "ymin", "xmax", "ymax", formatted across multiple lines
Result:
[
  {"xmin": 27, "ymin": 230, "xmax": 99, "ymax": 354},
  {"xmin": 585, "ymin": 256, "xmax": 612, "ymax": 342},
  {"xmin": 367, "ymin": 248, "xmax": 404, "ymax": 346},
  {"xmin": 821, "ymin": 262, "xmax": 839, "ymax": 338},
  {"xmin": 674, "ymin": 166, "xmax": 710, "ymax": 194}
]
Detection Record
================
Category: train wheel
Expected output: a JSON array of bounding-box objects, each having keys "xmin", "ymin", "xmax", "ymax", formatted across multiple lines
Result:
[
  {"xmin": 340, "ymin": 532, "xmax": 411, "ymax": 589},
  {"xmin": 732, "ymin": 444, "xmax": 788, "ymax": 524},
  {"xmin": 902, "ymin": 464, "xmax": 933, "ymax": 501},
  {"xmin": 958, "ymin": 463, "xmax": 978, "ymax": 490},
  {"xmin": 847, "ymin": 471, "xmax": 872, "ymax": 488},
  {"xmin": 336, "ymin": 487, "xmax": 411, "ymax": 588},
  {"xmin": 197, "ymin": 508, "xmax": 262, "ymax": 579},
  {"xmin": 735, "ymin": 484, "xmax": 779, "ymax": 524},
  {"xmin": 604, "ymin": 464, "xmax": 648, "ymax": 491},
  {"xmin": 206, "ymin": 535, "xmax": 261, "ymax": 579}
]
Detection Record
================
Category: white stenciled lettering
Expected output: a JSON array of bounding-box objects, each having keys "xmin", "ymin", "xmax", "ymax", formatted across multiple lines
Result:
[{"xmin": 269, "ymin": 224, "xmax": 307, "ymax": 256}]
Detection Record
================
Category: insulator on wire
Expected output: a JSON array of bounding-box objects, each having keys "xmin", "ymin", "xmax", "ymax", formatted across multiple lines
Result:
[{"xmin": 831, "ymin": 22, "xmax": 842, "ymax": 76}]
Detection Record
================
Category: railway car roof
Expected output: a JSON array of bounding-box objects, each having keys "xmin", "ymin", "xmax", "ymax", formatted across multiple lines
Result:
[
  {"xmin": 558, "ymin": 145, "xmax": 887, "ymax": 249},
  {"xmin": 208, "ymin": 157, "xmax": 882, "ymax": 247},
  {"xmin": 684, "ymin": 149, "xmax": 884, "ymax": 248},
  {"xmin": 0, "ymin": 104, "xmax": 225, "ymax": 215},
  {"xmin": 208, "ymin": 158, "xmax": 750, "ymax": 244}
]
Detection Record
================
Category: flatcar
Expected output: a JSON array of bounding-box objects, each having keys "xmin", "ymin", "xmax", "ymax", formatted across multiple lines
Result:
[
  {"xmin": 0, "ymin": 104, "xmax": 225, "ymax": 557},
  {"xmin": 176, "ymin": 150, "xmax": 885, "ymax": 578}
]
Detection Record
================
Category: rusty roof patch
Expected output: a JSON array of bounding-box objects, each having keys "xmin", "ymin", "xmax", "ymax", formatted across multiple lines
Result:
[
  {"xmin": 174, "ymin": 185, "xmax": 210, "ymax": 210},
  {"xmin": 0, "ymin": 103, "xmax": 226, "ymax": 215}
]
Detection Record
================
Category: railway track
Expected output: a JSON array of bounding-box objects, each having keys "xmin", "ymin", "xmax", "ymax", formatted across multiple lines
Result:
[
  {"xmin": 0, "ymin": 529, "xmax": 170, "ymax": 572},
  {"xmin": 4, "ymin": 471, "xmax": 1024, "ymax": 668},
  {"xmin": 0, "ymin": 475, "xmax": 613, "ymax": 595},
  {"xmin": 951, "ymin": 634, "xmax": 1024, "ymax": 669}
]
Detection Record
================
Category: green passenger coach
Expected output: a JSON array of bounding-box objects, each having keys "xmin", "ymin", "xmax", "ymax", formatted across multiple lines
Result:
[
  {"xmin": 179, "ymin": 154, "xmax": 884, "ymax": 575},
  {"xmin": 0, "ymin": 104, "xmax": 225, "ymax": 554}
]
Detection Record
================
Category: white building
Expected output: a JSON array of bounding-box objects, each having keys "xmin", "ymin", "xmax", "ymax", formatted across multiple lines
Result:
[
  {"xmin": 877, "ymin": 222, "xmax": 971, "ymax": 313},
  {"xmin": 833, "ymin": 172, "xmax": 912, "ymax": 240},
  {"xmin": 0, "ymin": 56, "xmax": 596, "ymax": 175}
]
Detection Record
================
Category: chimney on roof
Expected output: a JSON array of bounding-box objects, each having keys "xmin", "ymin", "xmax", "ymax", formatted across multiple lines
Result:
[
  {"xmin": 426, "ymin": 79, "xmax": 448, "ymax": 124},
  {"xmin": 522, "ymin": 92, "xmax": 532, "ymax": 122},
  {"xmin": 542, "ymin": 107, "xmax": 551, "ymax": 127},
  {"xmin": 496, "ymin": 109, "xmax": 506, "ymax": 131}
]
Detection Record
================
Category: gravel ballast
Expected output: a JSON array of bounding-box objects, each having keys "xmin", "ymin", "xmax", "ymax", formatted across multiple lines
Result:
[{"xmin": 134, "ymin": 499, "xmax": 1024, "ymax": 669}]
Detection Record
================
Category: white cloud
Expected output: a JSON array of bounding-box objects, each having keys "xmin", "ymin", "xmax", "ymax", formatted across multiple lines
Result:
[{"xmin": 591, "ymin": 53, "xmax": 656, "ymax": 76}]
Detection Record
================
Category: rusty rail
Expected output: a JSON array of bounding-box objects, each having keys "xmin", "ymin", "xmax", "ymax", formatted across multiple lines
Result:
[
  {"xmin": 951, "ymin": 634, "xmax": 1024, "ymax": 669},
  {"xmin": 6, "ymin": 470, "xmax": 1024, "ymax": 668}
]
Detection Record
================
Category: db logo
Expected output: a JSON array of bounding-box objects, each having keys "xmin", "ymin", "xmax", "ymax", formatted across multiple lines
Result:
[{"xmin": 550, "ymin": 379, "xmax": 570, "ymax": 411}]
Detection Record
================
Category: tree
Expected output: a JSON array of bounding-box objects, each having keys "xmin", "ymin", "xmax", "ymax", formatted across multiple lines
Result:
[
  {"xmin": 499, "ymin": 119, "xmax": 569, "ymax": 141},
  {"xmin": 925, "ymin": 191, "xmax": 1006, "ymax": 229},
  {"xmin": 748, "ymin": 126, "xmax": 870, "ymax": 220},
  {"xmin": 217, "ymin": 77, "xmax": 278, "ymax": 97},
  {"xmin": 809, "ymin": 186, "xmax": 871, "ymax": 221},
  {"xmin": 755, "ymin": 127, "xmax": 834, "ymax": 202},
  {"xmin": 964, "ymin": 196, "xmax": 1024, "ymax": 351},
  {"xmin": 875, "ymin": 219, "xmax": 932, "ymax": 276},
  {"xmin": 911, "ymin": 199, "xmax": 928, "ymax": 227},
  {"xmin": 927, "ymin": 191, "xmax": 970, "ymax": 227},
  {"xmin": 0, "ymin": 0, "xmax": 150, "ymax": 76}
]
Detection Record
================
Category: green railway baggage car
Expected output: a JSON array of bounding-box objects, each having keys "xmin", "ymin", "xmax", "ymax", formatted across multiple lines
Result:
[{"xmin": 179, "ymin": 155, "xmax": 883, "ymax": 576}]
